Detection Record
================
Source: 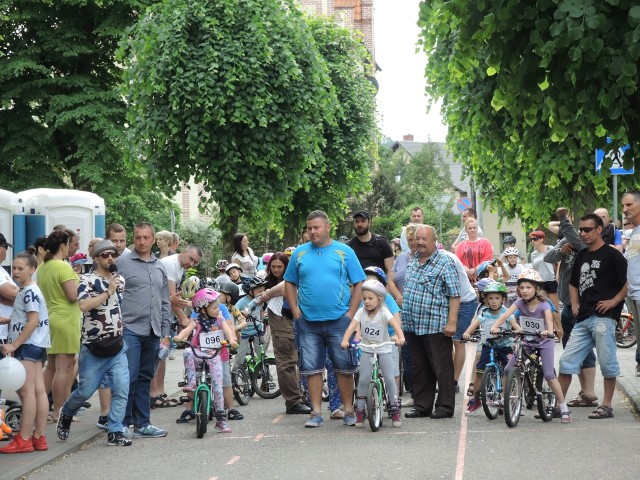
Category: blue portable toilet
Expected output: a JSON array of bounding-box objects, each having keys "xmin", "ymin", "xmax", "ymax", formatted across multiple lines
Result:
[
  {"xmin": 20, "ymin": 189, "xmax": 106, "ymax": 262},
  {"xmin": 0, "ymin": 189, "xmax": 26, "ymax": 267}
]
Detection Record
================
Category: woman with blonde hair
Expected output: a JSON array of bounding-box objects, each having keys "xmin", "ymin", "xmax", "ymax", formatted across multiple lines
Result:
[
  {"xmin": 455, "ymin": 218, "xmax": 494, "ymax": 282},
  {"xmin": 155, "ymin": 230, "xmax": 173, "ymax": 259}
]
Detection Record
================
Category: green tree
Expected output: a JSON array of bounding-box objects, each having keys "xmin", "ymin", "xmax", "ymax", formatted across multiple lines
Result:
[
  {"xmin": 119, "ymin": 0, "xmax": 337, "ymax": 247},
  {"xmin": 281, "ymin": 16, "xmax": 377, "ymax": 245},
  {"xmin": 418, "ymin": 0, "xmax": 640, "ymax": 227},
  {"xmin": 0, "ymin": 1, "xmax": 176, "ymax": 231},
  {"xmin": 176, "ymin": 219, "xmax": 222, "ymax": 277}
]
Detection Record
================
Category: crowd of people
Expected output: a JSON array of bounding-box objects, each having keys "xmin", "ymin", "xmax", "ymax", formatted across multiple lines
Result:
[{"xmin": 0, "ymin": 194, "xmax": 639, "ymax": 452}]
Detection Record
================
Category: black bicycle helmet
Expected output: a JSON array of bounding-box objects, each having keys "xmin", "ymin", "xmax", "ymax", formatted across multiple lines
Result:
[
  {"xmin": 503, "ymin": 235, "xmax": 517, "ymax": 244},
  {"xmin": 217, "ymin": 281, "xmax": 240, "ymax": 304},
  {"xmin": 201, "ymin": 277, "xmax": 220, "ymax": 291}
]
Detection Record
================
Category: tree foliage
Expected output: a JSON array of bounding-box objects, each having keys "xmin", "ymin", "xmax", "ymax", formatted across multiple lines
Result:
[
  {"xmin": 119, "ymin": 0, "xmax": 339, "ymax": 245},
  {"xmin": 0, "ymin": 1, "xmax": 177, "ymax": 231},
  {"xmin": 419, "ymin": 0, "xmax": 640, "ymax": 227},
  {"xmin": 341, "ymin": 142, "xmax": 458, "ymax": 240},
  {"xmin": 282, "ymin": 15, "xmax": 377, "ymax": 244}
]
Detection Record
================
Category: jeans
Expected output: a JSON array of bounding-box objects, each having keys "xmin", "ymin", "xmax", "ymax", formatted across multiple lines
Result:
[
  {"xmin": 561, "ymin": 306, "xmax": 597, "ymax": 369},
  {"xmin": 626, "ymin": 298, "xmax": 640, "ymax": 364},
  {"xmin": 62, "ymin": 344, "xmax": 129, "ymax": 433},
  {"xmin": 295, "ymin": 314, "xmax": 357, "ymax": 374},
  {"xmin": 453, "ymin": 300, "xmax": 479, "ymax": 340},
  {"xmin": 559, "ymin": 315, "xmax": 620, "ymax": 378},
  {"xmin": 123, "ymin": 328, "xmax": 159, "ymax": 428}
]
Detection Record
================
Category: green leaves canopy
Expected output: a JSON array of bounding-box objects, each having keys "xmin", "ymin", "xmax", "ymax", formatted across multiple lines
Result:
[
  {"xmin": 120, "ymin": 0, "xmax": 339, "ymax": 237},
  {"xmin": 419, "ymin": 0, "xmax": 640, "ymax": 226}
]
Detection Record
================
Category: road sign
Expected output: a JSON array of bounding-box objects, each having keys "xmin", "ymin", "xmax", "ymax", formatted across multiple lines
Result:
[
  {"xmin": 455, "ymin": 197, "xmax": 472, "ymax": 213},
  {"xmin": 595, "ymin": 138, "xmax": 634, "ymax": 175}
]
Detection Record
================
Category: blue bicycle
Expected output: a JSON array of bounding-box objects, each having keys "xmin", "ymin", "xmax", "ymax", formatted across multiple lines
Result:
[{"xmin": 479, "ymin": 334, "xmax": 510, "ymax": 420}]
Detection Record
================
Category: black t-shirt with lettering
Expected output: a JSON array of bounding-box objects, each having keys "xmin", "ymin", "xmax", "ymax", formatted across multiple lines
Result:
[
  {"xmin": 569, "ymin": 243, "xmax": 627, "ymax": 321},
  {"xmin": 347, "ymin": 234, "xmax": 394, "ymax": 273}
]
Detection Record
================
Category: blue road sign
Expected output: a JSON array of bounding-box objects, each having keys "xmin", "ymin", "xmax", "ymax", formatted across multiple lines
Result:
[{"xmin": 595, "ymin": 138, "xmax": 634, "ymax": 175}]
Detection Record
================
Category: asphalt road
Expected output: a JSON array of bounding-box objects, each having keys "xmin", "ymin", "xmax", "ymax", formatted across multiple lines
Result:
[{"xmin": 22, "ymin": 343, "xmax": 640, "ymax": 480}]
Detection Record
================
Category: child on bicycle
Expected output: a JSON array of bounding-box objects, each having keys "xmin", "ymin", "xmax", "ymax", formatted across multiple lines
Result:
[
  {"xmin": 0, "ymin": 252, "xmax": 50, "ymax": 453},
  {"xmin": 233, "ymin": 276, "xmax": 267, "ymax": 371},
  {"xmin": 173, "ymin": 288, "xmax": 238, "ymax": 433},
  {"xmin": 490, "ymin": 269, "xmax": 572, "ymax": 423},
  {"xmin": 462, "ymin": 282, "xmax": 517, "ymax": 415},
  {"xmin": 341, "ymin": 280, "xmax": 405, "ymax": 428}
]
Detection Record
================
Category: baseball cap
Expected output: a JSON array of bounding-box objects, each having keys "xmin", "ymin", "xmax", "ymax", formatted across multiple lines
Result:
[
  {"xmin": 353, "ymin": 210, "xmax": 370, "ymax": 220},
  {"xmin": 0, "ymin": 234, "xmax": 13, "ymax": 248}
]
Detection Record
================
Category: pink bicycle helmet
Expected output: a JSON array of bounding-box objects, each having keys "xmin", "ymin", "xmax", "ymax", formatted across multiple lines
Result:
[{"xmin": 192, "ymin": 288, "xmax": 220, "ymax": 310}]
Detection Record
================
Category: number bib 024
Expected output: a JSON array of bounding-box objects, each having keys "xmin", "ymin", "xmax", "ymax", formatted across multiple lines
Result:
[
  {"xmin": 199, "ymin": 330, "xmax": 224, "ymax": 348},
  {"xmin": 519, "ymin": 316, "xmax": 544, "ymax": 334},
  {"xmin": 361, "ymin": 321, "xmax": 383, "ymax": 343}
]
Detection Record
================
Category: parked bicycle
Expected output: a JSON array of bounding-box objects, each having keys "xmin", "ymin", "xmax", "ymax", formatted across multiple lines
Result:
[
  {"xmin": 616, "ymin": 311, "xmax": 636, "ymax": 348},
  {"xmin": 503, "ymin": 331, "xmax": 557, "ymax": 428},
  {"xmin": 353, "ymin": 341, "xmax": 397, "ymax": 432},
  {"xmin": 232, "ymin": 314, "xmax": 280, "ymax": 400}
]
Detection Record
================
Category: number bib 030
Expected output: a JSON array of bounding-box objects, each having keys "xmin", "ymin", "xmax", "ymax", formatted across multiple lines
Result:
[
  {"xmin": 519, "ymin": 316, "xmax": 544, "ymax": 334},
  {"xmin": 199, "ymin": 330, "xmax": 224, "ymax": 348},
  {"xmin": 361, "ymin": 321, "xmax": 383, "ymax": 343}
]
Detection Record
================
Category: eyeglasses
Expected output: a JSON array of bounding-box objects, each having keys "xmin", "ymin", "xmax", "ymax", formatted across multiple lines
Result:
[
  {"xmin": 0, "ymin": 245, "xmax": 6, "ymax": 249},
  {"xmin": 529, "ymin": 237, "xmax": 541, "ymax": 241},
  {"xmin": 578, "ymin": 227, "xmax": 596, "ymax": 233},
  {"xmin": 99, "ymin": 252, "xmax": 118, "ymax": 259}
]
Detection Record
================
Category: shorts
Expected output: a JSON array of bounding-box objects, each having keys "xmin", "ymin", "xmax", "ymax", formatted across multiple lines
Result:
[
  {"xmin": 542, "ymin": 280, "xmax": 558, "ymax": 294},
  {"xmin": 453, "ymin": 300, "xmax": 479, "ymax": 340},
  {"xmin": 559, "ymin": 315, "xmax": 619, "ymax": 378},
  {"xmin": 99, "ymin": 372, "xmax": 112, "ymax": 389},
  {"xmin": 476, "ymin": 345, "xmax": 511, "ymax": 372},
  {"xmin": 14, "ymin": 343, "xmax": 47, "ymax": 363},
  {"xmin": 222, "ymin": 359, "xmax": 231, "ymax": 388},
  {"xmin": 295, "ymin": 314, "xmax": 358, "ymax": 375}
]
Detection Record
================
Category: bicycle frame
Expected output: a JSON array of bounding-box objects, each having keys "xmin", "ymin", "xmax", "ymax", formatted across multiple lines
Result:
[
  {"xmin": 355, "ymin": 341, "xmax": 396, "ymax": 431},
  {"xmin": 187, "ymin": 344, "xmax": 223, "ymax": 419}
]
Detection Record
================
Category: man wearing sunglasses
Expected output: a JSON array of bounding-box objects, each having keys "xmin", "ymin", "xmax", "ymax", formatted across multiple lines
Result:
[
  {"xmin": 558, "ymin": 213, "xmax": 627, "ymax": 420},
  {"xmin": 58, "ymin": 240, "xmax": 132, "ymax": 446}
]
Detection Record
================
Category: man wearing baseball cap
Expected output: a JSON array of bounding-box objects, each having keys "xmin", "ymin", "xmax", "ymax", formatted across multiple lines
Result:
[{"xmin": 348, "ymin": 211, "xmax": 394, "ymax": 273}]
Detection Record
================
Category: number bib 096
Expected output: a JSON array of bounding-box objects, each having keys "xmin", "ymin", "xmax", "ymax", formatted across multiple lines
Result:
[
  {"xmin": 361, "ymin": 321, "xmax": 383, "ymax": 343},
  {"xmin": 519, "ymin": 316, "xmax": 544, "ymax": 334},
  {"xmin": 199, "ymin": 330, "xmax": 224, "ymax": 348}
]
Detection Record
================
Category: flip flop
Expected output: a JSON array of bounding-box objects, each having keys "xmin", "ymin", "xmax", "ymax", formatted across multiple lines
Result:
[{"xmin": 588, "ymin": 405, "xmax": 614, "ymax": 419}]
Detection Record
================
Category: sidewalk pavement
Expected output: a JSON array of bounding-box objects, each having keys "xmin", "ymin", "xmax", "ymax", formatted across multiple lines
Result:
[
  {"xmin": 1, "ymin": 354, "xmax": 187, "ymax": 480},
  {"xmin": 3, "ymin": 345, "xmax": 640, "ymax": 480}
]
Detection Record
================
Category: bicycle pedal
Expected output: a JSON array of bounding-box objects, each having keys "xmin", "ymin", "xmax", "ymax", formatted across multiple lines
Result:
[{"xmin": 178, "ymin": 381, "xmax": 187, "ymax": 387}]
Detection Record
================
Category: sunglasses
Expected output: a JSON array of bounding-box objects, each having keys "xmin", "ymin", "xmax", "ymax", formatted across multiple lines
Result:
[
  {"xmin": 99, "ymin": 252, "xmax": 118, "ymax": 259},
  {"xmin": 529, "ymin": 237, "xmax": 541, "ymax": 241},
  {"xmin": 578, "ymin": 226, "xmax": 596, "ymax": 233}
]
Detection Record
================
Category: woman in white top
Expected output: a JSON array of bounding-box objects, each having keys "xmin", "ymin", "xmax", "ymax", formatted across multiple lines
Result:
[{"xmin": 231, "ymin": 233, "xmax": 258, "ymax": 275}]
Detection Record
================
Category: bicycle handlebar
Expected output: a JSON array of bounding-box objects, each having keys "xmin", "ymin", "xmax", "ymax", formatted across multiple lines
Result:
[
  {"xmin": 173, "ymin": 339, "xmax": 227, "ymax": 360},
  {"xmin": 351, "ymin": 341, "xmax": 398, "ymax": 352}
]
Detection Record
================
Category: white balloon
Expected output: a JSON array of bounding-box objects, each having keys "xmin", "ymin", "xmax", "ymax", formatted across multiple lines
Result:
[{"xmin": 0, "ymin": 356, "xmax": 26, "ymax": 391}]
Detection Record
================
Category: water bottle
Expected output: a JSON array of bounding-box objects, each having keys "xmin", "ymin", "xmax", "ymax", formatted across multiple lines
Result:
[{"xmin": 157, "ymin": 343, "xmax": 170, "ymax": 361}]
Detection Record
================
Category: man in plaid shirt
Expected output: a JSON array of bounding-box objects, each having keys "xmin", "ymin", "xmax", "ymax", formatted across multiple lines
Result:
[{"xmin": 402, "ymin": 225, "xmax": 461, "ymax": 419}]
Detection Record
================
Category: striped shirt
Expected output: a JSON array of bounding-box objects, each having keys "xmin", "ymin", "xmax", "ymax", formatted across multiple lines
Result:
[{"xmin": 401, "ymin": 250, "xmax": 461, "ymax": 335}]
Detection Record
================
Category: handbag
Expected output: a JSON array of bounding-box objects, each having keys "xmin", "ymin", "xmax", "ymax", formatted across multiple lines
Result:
[{"xmin": 86, "ymin": 335, "xmax": 124, "ymax": 357}]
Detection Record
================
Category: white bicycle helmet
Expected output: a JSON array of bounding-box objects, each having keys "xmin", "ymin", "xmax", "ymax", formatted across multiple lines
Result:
[{"xmin": 503, "ymin": 247, "xmax": 520, "ymax": 257}]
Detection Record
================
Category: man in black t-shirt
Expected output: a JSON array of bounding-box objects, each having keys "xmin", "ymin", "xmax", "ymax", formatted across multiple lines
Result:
[
  {"xmin": 347, "ymin": 211, "xmax": 394, "ymax": 273},
  {"xmin": 558, "ymin": 213, "xmax": 627, "ymax": 419}
]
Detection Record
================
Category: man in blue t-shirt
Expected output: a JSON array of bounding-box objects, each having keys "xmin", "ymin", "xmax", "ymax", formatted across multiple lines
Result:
[{"xmin": 284, "ymin": 210, "xmax": 366, "ymax": 428}]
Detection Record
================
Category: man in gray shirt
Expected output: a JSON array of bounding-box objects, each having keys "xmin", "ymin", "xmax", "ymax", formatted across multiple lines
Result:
[
  {"xmin": 544, "ymin": 207, "xmax": 598, "ymax": 408},
  {"xmin": 117, "ymin": 222, "xmax": 172, "ymax": 438},
  {"xmin": 622, "ymin": 191, "xmax": 640, "ymax": 376}
]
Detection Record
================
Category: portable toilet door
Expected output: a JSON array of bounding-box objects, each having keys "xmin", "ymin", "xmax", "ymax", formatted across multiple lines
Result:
[
  {"xmin": 20, "ymin": 189, "xmax": 106, "ymax": 264},
  {"xmin": 0, "ymin": 189, "xmax": 26, "ymax": 268}
]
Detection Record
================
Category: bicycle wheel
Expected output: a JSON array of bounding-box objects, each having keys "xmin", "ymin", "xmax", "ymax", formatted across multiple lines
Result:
[
  {"xmin": 4, "ymin": 406, "xmax": 22, "ymax": 431},
  {"xmin": 480, "ymin": 365, "xmax": 500, "ymax": 420},
  {"xmin": 195, "ymin": 389, "xmax": 209, "ymax": 438},
  {"xmin": 535, "ymin": 372, "xmax": 557, "ymax": 422},
  {"xmin": 232, "ymin": 365, "xmax": 251, "ymax": 406},
  {"xmin": 616, "ymin": 315, "xmax": 637, "ymax": 348},
  {"xmin": 504, "ymin": 367, "xmax": 524, "ymax": 428},
  {"xmin": 367, "ymin": 382, "xmax": 383, "ymax": 432},
  {"xmin": 252, "ymin": 358, "xmax": 281, "ymax": 399}
]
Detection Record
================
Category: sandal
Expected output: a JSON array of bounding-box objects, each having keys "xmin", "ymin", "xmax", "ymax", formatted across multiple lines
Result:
[
  {"xmin": 228, "ymin": 409, "xmax": 244, "ymax": 420},
  {"xmin": 160, "ymin": 394, "xmax": 180, "ymax": 407},
  {"xmin": 588, "ymin": 405, "xmax": 614, "ymax": 419},
  {"xmin": 466, "ymin": 383, "xmax": 474, "ymax": 397},
  {"xmin": 567, "ymin": 391, "xmax": 599, "ymax": 408},
  {"xmin": 150, "ymin": 396, "xmax": 166, "ymax": 409}
]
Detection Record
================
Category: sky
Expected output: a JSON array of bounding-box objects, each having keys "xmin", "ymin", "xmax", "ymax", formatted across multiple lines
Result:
[{"xmin": 373, "ymin": 1, "xmax": 448, "ymax": 143}]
